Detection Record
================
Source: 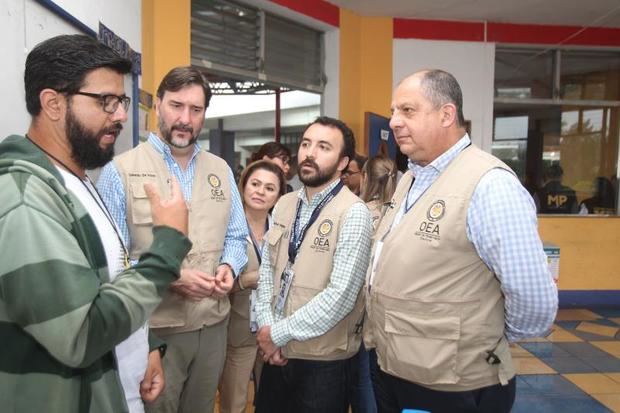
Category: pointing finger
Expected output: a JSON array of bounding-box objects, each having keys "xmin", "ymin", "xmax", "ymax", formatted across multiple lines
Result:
[
  {"xmin": 168, "ymin": 176, "xmax": 183, "ymax": 201},
  {"xmin": 144, "ymin": 182, "xmax": 161, "ymax": 205}
]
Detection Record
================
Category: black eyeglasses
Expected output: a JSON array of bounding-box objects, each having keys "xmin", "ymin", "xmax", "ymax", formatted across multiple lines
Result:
[{"xmin": 74, "ymin": 91, "xmax": 131, "ymax": 114}]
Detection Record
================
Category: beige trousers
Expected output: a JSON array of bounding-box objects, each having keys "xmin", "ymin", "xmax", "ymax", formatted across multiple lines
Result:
[
  {"xmin": 145, "ymin": 319, "xmax": 228, "ymax": 413},
  {"xmin": 218, "ymin": 343, "xmax": 259, "ymax": 413}
]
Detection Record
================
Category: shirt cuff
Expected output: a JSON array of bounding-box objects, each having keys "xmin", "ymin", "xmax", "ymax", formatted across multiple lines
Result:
[
  {"xmin": 270, "ymin": 318, "xmax": 293, "ymax": 347},
  {"xmin": 218, "ymin": 262, "xmax": 236, "ymax": 278},
  {"xmin": 256, "ymin": 309, "xmax": 275, "ymax": 328},
  {"xmin": 220, "ymin": 255, "xmax": 244, "ymax": 278}
]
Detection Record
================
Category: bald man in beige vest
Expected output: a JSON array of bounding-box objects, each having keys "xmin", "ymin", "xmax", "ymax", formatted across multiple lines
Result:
[{"xmin": 365, "ymin": 70, "xmax": 557, "ymax": 413}]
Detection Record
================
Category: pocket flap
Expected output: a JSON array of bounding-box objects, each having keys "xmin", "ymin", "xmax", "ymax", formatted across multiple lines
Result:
[
  {"xmin": 265, "ymin": 227, "xmax": 284, "ymax": 246},
  {"xmin": 130, "ymin": 182, "xmax": 149, "ymax": 199},
  {"xmin": 385, "ymin": 310, "xmax": 460, "ymax": 340}
]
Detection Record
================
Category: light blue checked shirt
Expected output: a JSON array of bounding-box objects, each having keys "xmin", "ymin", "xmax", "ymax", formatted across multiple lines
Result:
[
  {"xmin": 97, "ymin": 133, "xmax": 248, "ymax": 276},
  {"xmin": 256, "ymin": 178, "xmax": 373, "ymax": 347},
  {"xmin": 391, "ymin": 134, "xmax": 558, "ymax": 342}
]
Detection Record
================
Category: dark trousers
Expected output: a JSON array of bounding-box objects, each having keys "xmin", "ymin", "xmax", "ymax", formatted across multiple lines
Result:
[
  {"xmin": 255, "ymin": 357, "xmax": 355, "ymax": 413},
  {"xmin": 371, "ymin": 351, "xmax": 516, "ymax": 413},
  {"xmin": 350, "ymin": 343, "xmax": 378, "ymax": 413}
]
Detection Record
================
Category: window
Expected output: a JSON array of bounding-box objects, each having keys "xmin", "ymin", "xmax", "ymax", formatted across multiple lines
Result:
[
  {"xmin": 493, "ymin": 47, "xmax": 619, "ymax": 215},
  {"xmin": 191, "ymin": 0, "xmax": 324, "ymax": 93},
  {"xmin": 495, "ymin": 49, "xmax": 554, "ymax": 99},
  {"xmin": 560, "ymin": 51, "xmax": 620, "ymax": 101}
]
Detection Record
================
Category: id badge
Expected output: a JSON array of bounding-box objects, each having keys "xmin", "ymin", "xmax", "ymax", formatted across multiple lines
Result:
[
  {"xmin": 249, "ymin": 290, "xmax": 258, "ymax": 333},
  {"xmin": 275, "ymin": 264, "xmax": 295, "ymax": 315}
]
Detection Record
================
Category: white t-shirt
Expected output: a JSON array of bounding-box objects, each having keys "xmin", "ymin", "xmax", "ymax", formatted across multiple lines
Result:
[{"xmin": 59, "ymin": 168, "xmax": 148, "ymax": 413}]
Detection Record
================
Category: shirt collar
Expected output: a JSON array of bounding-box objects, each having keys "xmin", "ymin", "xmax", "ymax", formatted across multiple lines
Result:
[
  {"xmin": 408, "ymin": 133, "xmax": 471, "ymax": 176},
  {"xmin": 148, "ymin": 132, "xmax": 202, "ymax": 160},
  {"xmin": 297, "ymin": 178, "xmax": 342, "ymax": 206}
]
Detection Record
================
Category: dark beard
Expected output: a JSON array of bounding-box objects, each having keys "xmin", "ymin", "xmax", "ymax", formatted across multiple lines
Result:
[
  {"xmin": 66, "ymin": 106, "xmax": 121, "ymax": 169},
  {"xmin": 159, "ymin": 118, "xmax": 198, "ymax": 148},
  {"xmin": 299, "ymin": 158, "xmax": 340, "ymax": 188}
]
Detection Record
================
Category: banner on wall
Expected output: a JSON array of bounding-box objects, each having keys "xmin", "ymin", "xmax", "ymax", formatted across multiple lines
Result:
[
  {"xmin": 366, "ymin": 112, "xmax": 397, "ymax": 159},
  {"xmin": 98, "ymin": 22, "xmax": 141, "ymax": 75}
]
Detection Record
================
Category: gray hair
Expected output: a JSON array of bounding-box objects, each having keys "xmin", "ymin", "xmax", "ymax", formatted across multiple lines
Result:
[{"xmin": 419, "ymin": 70, "xmax": 466, "ymax": 127}]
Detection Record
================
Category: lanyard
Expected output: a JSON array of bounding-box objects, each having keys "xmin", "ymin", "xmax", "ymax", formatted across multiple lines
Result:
[
  {"xmin": 402, "ymin": 143, "xmax": 471, "ymax": 214},
  {"xmin": 247, "ymin": 218, "xmax": 269, "ymax": 266},
  {"xmin": 288, "ymin": 181, "xmax": 344, "ymax": 264},
  {"xmin": 25, "ymin": 135, "xmax": 130, "ymax": 269},
  {"xmin": 403, "ymin": 177, "xmax": 417, "ymax": 214}
]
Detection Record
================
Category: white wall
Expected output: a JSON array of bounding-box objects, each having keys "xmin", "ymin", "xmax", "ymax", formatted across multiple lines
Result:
[
  {"xmin": 51, "ymin": 0, "xmax": 140, "ymax": 48},
  {"xmin": 392, "ymin": 39, "xmax": 496, "ymax": 151},
  {"xmin": 322, "ymin": 28, "xmax": 340, "ymax": 118},
  {"xmin": 1, "ymin": 0, "xmax": 140, "ymax": 158}
]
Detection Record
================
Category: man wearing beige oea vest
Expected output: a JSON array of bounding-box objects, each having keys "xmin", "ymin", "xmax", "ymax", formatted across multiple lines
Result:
[
  {"xmin": 97, "ymin": 66, "xmax": 248, "ymax": 413},
  {"xmin": 254, "ymin": 117, "xmax": 373, "ymax": 412},
  {"xmin": 365, "ymin": 70, "xmax": 558, "ymax": 413}
]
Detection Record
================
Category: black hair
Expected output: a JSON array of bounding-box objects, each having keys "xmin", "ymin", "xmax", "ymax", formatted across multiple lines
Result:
[
  {"xmin": 546, "ymin": 163, "xmax": 564, "ymax": 180},
  {"xmin": 25, "ymin": 34, "xmax": 132, "ymax": 116},
  {"xmin": 302, "ymin": 116, "xmax": 356, "ymax": 161},
  {"xmin": 348, "ymin": 153, "xmax": 367, "ymax": 171},
  {"xmin": 250, "ymin": 142, "xmax": 292, "ymax": 164}
]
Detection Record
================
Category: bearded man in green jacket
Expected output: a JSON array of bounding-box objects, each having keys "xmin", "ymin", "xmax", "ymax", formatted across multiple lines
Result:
[{"xmin": 0, "ymin": 34, "xmax": 191, "ymax": 413}]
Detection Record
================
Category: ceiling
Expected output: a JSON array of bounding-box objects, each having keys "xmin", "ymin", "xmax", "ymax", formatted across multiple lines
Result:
[{"xmin": 326, "ymin": 0, "xmax": 620, "ymax": 28}]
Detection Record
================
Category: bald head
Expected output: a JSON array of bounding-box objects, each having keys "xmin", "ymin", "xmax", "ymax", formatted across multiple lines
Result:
[
  {"xmin": 390, "ymin": 69, "xmax": 467, "ymax": 166},
  {"xmin": 399, "ymin": 70, "xmax": 466, "ymax": 127}
]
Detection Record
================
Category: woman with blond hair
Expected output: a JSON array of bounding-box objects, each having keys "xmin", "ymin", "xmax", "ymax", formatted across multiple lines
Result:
[
  {"xmin": 350, "ymin": 156, "xmax": 397, "ymax": 413},
  {"xmin": 219, "ymin": 160, "xmax": 286, "ymax": 413},
  {"xmin": 360, "ymin": 156, "xmax": 398, "ymax": 230}
]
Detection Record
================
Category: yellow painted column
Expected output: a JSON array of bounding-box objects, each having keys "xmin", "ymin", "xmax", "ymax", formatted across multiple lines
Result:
[
  {"xmin": 339, "ymin": 9, "xmax": 392, "ymax": 155},
  {"xmin": 538, "ymin": 216, "xmax": 620, "ymax": 290},
  {"xmin": 142, "ymin": 0, "xmax": 191, "ymax": 131}
]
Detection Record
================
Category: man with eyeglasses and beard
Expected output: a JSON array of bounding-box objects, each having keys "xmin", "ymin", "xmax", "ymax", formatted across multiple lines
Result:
[
  {"xmin": 97, "ymin": 66, "xmax": 248, "ymax": 413},
  {"xmin": 342, "ymin": 153, "xmax": 367, "ymax": 196},
  {"xmin": 0, "ymin": 35, "xmax": 191, "ymax": 413}
]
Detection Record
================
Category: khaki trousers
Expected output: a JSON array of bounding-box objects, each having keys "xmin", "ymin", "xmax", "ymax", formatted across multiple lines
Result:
[
  {"xmin": 218, "ymin": 343, "xmax": 258, "ymax": 413},
  {"xmin": 145, "ymin": 319, "xmax": 228, "ymax": 413}
]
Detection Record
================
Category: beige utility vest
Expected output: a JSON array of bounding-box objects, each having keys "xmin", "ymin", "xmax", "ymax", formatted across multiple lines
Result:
[
  {"xmin": 366, "ymin": 146, "xmax": 516, "ymax": 392},
  {"xmin": 265, "ymin": 186, "xmax": 365, "ymax": 361},
  {"xmin": 227, "ymin": 238, "xmax": 260, "ymax": 347},
  {"xmin": 114, "ymin": 141, "xmax": 231, "ymax": 334}
]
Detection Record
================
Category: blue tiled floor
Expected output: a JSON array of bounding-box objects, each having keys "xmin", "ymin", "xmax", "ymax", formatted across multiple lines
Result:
[
  {"xmin": 556, "ymin": 320, "xmax": 581, "ymax": 329},
  {"xmin": 555, "ymin": 342, "xmax": 613, "ymax": 358},
  {"xmin": 512, "ymin": 394, "xmax": 612, "ymax": 413},
  {"xmin": 511, "ymin": 307, "xmax": 620, "ymax": 412},
  {"xmin": 583, "ymin": 356, "xmax": 620, "ymax": 372},
  {"xmin": 520, "ymin": 375, "xmax": 588, "ymax": 396},
  {"xmin": 520, "ymin": 342, "xmax": 572, "ymax": 358},
  {"xmin": 539, "ymin": 356, "xmax": 596, "ymax": 374}
]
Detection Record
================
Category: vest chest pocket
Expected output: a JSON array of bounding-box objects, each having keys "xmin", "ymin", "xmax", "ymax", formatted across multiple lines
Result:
[
  {"xmin": 382, "ymin": 310, "xmax": 461, "ymax": 385},
  {"xmin": 129, "ymin": 181, "xmax": 155, "ymax": 225},
  {"xmin": 265, "ymin": 226, "xmax": 286, "ymax": 261}
]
